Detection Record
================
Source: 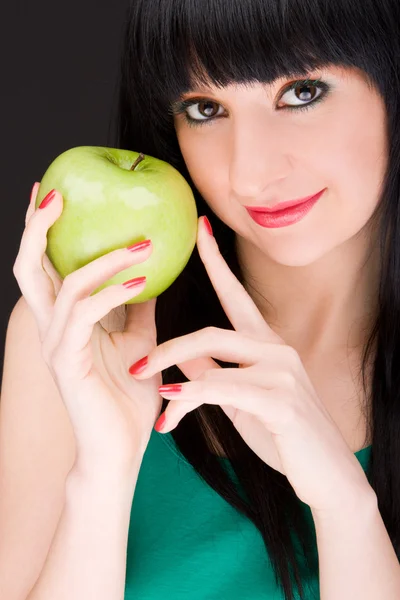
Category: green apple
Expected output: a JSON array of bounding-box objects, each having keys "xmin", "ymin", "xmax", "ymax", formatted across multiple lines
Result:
[{"xmin": 35, "ymin": 146, "xmax": 198, "ymax": 303}]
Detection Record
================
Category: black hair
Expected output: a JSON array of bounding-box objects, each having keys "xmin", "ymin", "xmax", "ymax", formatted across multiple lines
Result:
[{"xmin": 110, "ymin": 1, "xmax": 400, "ymax": 598}]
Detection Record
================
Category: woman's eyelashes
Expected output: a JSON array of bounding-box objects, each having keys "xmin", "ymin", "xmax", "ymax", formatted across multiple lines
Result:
[{"xmin": 171, "ymin": 79, "xmax": 332, "ymax": 128}]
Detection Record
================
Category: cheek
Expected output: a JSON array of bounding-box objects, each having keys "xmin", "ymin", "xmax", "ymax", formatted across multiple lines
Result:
[
  {"xmin": 177, "ymin": 132, "xmax": 228, "ymax": 201},
  {"xmin": 310, "ymin": 100, "xmax": 387, "ymax": 221}
]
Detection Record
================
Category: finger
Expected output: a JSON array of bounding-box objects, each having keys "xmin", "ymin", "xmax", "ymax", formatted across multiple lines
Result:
[
  {"xmin": 197, "ymin": 216, "xmax": 283, "ymax": 344},
  {"xmin": 42, "ymin": 253, "xmax": 63, "ymax": 296},
  {"xmin": 176, "ymin": 356, "xmax": 221, "ymax": 382},
  {"xmin": 27, "ymin": 184, "xmax": 64, "ymax": 294},
  {"xmin": 196, "ymin": 364, "xmax": 286, "ymax": 389},
  {"xmin": 26, "ymin": 182, "xmax": 40, "ymax": 226},
  {"xmin": 160, "ymin": 364, "xmax": 287, "ymax": 405},
  {"xmin": 130, "ymin": 327, "xmax": 291, "ymax": 379},
  {"xmin": 42, "ymin": 244, "xmax": 152, "ymax": 362},
  {"xmin": 122, "ymin": 298, "xmax": 159, "ymax": 362},
  {"xmin": 13, "ymin": 189, "xmax": 64, "ymax": 337},
  {"xmin": 51, "ymin": 278, "xmax": 148, "ymax": 380},
  {"xmin": 24, "ymin": 185, "xmax": 79, "ymax": 313},
  {"xmin": 157, "ymin": 380, "xmax": 287, "ymax": 434},
  {"xmin": 175, "ymin": 216, "xmax": 285, "ymax": 384},
  {"xmin": 125, "ymin": 297, "xmax": 157, "ymax": 343}
]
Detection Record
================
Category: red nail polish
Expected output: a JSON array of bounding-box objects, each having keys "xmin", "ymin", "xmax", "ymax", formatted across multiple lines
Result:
[
  {"xmin": 159, "ymin": 384, "xmax": 183, "ymax": 394},
  {"xmin": 203, "ymin": 216, "xmax": 213, "ymax": 236},
  {"xmin": 155, "ymin": 413, "xmax": 167, "ymax": 432},
  {"xmin": 39, "ymin": 189, "xmax": 57, "ymax": 209},
  {"xmin": 127, "ymin": 239, "xmax": 152, "ymax": 252},
  {"xmin": 123, "ymin": 276, "xmax": 147, "ymax": 289},
  {"xmin": 129, "ymin": 356, "xmax": 148, "ymax": 375}
]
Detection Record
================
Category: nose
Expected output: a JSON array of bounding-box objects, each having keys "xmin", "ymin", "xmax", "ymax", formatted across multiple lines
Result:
[{"xmin": 229, "ymin": 113, "xmax": 292, "ymax": 202}]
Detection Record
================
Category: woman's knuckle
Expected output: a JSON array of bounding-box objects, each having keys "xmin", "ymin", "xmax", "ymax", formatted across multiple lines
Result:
[
  {"xmin": 280, "ymin": 370, "xmax": 297, "ymax": 389},
  {"xmin": 194, "ymin": 379, "xmax": 206, "ymax": 394},
  {"xmin": 285, "ymin": 345, "xmax": 301, "ymax": 365},
  {"xmin": 204, "ymin": 325, "xmax": 219, "ymax": 341},
  {"xmin": 281, "ymin": 398, "xmax": 298, "ymax": 424},
  {"xmin": 62, "ymin": 272, "xmax": 77, "ymax": 291},
  {"xmin": 70, "ymin": 299, "xmax": 86, "ymax": 320},
  {"xmin": 200, "ymin": 369, "xmax": 215, "ymax": 382}
]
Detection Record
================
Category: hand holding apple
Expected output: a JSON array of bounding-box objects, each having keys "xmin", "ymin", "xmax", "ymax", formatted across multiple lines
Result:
[{"xmin": 35, "ymin": 146, "xmax": 198, "ymax": 303}]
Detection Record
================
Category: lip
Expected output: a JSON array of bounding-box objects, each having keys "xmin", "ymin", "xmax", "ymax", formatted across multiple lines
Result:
[
  {"xmin": 244, "ymin": 188, "xmax": 326, "ymax": 213},
  {"xmin": 245, "ymin": 188, "xmax": 325, "ymax": 229}
]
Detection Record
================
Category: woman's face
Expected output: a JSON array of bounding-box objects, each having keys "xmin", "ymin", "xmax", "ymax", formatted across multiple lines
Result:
[{"xmin": 172, "ymin": 65, "xmax": 388, "ymax": 267}]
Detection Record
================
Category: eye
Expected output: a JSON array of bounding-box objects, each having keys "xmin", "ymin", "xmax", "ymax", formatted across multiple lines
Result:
[
  {"xmin": 185, "ymin": 100, "xmax": 225, "ymax": 122},
  {"xmin": 277, "ymin": 80, "xmax": 326, "ymax": 109},
  {"xmin": 171, "ymin": 78, "xmax": 331, "ymax": 128}
]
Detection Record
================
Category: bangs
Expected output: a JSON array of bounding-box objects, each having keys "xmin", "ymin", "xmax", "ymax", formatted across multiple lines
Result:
[{"xmin": 127, "ymin": 0, "xmax": 393, "ymax": 115}]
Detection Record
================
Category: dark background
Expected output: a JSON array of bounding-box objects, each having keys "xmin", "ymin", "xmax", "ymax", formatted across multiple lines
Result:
[{"xmin": 0, "ymin": 1, "xmax": 130, "ymax": 373}]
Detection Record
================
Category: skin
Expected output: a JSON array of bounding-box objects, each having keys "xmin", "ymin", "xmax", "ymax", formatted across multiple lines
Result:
[{"xmin": 172, "ymin": 65, "xmax": 387, "ymax": 365}]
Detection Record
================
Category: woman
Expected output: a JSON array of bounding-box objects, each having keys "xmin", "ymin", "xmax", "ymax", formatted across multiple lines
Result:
[{"xmin": 5, "ymin": 0, "xmax": 400, "ymax": 599}]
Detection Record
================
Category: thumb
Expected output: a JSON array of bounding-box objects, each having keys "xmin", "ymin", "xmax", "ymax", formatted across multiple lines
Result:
[
  {"xmin": 124, "ymin": 296, "xmax": 157, "ymax": 344},
  {"xmin": 26, "ymin": 182, "xmax": 41, "ymax": 225}
]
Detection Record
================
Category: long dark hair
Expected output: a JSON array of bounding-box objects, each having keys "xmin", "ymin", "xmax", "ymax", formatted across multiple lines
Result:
[{"xmin": 110, "ymin": 1, "xmax": 400, "ymax": 598}]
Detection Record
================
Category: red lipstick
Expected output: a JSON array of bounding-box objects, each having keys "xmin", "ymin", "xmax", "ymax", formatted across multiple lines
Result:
[{"xmin": 245, "ymin": 188, "xmax": 326, "ymax": 229}]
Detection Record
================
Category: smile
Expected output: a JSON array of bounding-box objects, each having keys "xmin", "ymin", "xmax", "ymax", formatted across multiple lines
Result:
[{"xmin": 245, "ymin": 189, "xmax": 326, "ymax": 229}]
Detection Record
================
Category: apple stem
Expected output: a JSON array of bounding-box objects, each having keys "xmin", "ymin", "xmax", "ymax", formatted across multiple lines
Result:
[{"xmin": 131, "ymin": 153, "xmax": 145, "ymax": 171}]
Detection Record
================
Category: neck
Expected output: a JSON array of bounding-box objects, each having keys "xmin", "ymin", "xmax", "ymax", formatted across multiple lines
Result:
[{"xmin": 234, "ymin": 225, "xmax": 380, "ymax": 360}]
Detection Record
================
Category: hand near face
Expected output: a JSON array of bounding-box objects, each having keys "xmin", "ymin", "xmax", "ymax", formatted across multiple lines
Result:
[{"xmin": 129, "ymin": 216, "xmax": 374, "ymax": 515}]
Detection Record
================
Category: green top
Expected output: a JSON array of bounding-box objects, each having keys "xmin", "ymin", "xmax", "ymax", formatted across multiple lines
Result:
[{"xmin": 125, "ymin": 427, "xmax": 371, "ymax": 599}]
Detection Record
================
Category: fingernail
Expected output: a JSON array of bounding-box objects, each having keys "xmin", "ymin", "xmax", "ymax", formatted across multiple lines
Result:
[
  {"xmin": 122, "ymin": 276, "xmax": 147, "ymax": 289},
  {"xmin": 129, "ymin": 355, "xmax": 149, "ymax": 375},
  {"xmin": 158, "ymin": 384, "xmax": 183, "ymax": 394},
  {"xmin": 203, "ymin": 216, "xmax": 213, "ymax": 237},
  {"xmin": 30, "ymin": 182, "xmax": 40, "ymax": 204},
  {"xmin": 154, "ymin": 412, "xmax": 167, "ymax": 432},
  {"xmin": 126, "ymin": 239, "xmax": 152, "ymax": 252},
  {"xmin": 39, "ymin": 189, "xmax": 57, "ymax": 209}
]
